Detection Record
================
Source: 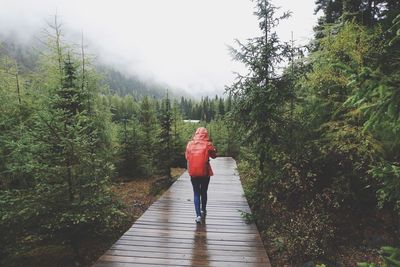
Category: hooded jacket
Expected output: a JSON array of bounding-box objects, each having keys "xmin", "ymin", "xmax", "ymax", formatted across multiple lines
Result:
[{"xmin": 185, "ymin": 127, "xmax": 217, "ymax": 177}]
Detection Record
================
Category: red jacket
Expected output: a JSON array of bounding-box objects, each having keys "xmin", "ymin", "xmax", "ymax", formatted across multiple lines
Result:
[{"xmin": 185, "ymin": 127, "xmax": 217, "ymax": 177}]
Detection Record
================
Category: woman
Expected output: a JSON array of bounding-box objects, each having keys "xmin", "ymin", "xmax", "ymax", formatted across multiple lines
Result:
[{"xmin": 185, "ymin": 127, "xmax": 217, "ymax": 223}]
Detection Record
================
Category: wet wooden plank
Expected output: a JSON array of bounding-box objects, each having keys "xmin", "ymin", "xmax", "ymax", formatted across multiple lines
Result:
[
  {"xmin": 116, "ymin": 237, "xmax": 263, "ymax": 250},
  {"xmin": 129, "ymin": 224, "xmax": 258, "ymax": 234},
  {"xmin": 117, "ymin": 233, "xmax": 263, "ymax": 246},
  {"xmin": 94, "ymin": 157, "xmax": 270, "ymax": 267},
  {"xmin": 113, "ymin": 240, "xmax": 265, "ymax": 252},
  {"xmin": 105, "ymin": 250, "xmax": 269, "ymax": 263},
  {"xmin": 109, "ymin": 244, "xmax": 266, "ymax": 256},
  {"xmin": 97, "ymin": 255, "xmax": 265, "ymax": 267}
]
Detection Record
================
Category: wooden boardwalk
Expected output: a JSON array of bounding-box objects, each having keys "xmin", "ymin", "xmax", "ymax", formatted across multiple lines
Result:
[{"xmin": 94, "ymin": 157, "xmax": 271, "ymax": 267}]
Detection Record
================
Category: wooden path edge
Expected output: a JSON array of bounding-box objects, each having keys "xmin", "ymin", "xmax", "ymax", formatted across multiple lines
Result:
[{"xmin": 94, "ymin": 157, "xmax": 271, "ymax": 267}]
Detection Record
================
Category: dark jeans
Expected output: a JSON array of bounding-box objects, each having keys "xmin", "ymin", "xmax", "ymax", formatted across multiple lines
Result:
[{"xmin": 190, "ymin": 177, "xmax": 210, "ymax": 217}]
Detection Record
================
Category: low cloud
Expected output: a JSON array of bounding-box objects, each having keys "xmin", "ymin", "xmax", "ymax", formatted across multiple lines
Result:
[{"xmin": 0, "ymin": 0, "xmax": 318, "ymax": 97}]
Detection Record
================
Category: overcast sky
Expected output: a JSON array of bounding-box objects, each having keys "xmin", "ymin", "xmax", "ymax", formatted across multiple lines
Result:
[{"xmin": 0, "ymin": 0, "xmax": 319, "ymax": 97}]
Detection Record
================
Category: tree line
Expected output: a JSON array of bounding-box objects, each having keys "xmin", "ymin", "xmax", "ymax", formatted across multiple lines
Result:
[{"xmin": 179, "ymin": 95, "xmax": 232, "ymax": 122}]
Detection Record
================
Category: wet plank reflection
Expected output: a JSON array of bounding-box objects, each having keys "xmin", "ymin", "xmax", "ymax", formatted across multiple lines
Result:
[
  {"xmin": 94, "ymin": 157, "xmax": 271, "ymax": 267},
  {"xmin": 191, "ymin": 222, "xmax": 209, "ymax": 266}
]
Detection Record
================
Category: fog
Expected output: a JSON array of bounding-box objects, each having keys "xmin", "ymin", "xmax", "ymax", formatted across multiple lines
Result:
[{"xmin": 0, "ymin": 0, "xmax": 318, "ymax": 97}]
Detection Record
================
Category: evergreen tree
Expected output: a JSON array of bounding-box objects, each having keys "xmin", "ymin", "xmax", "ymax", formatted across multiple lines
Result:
[
  {"xmin": 171, "ymin": 100, "xmax": 186, "ymax": 167},
  {"xmin": 138, "ymin": 96, "xmax": 158, "ymax": 175},
  {"xmin": 228, "ymin": 0, "xmax": 291, "ymax": 174},
  {"xmin": 0, "ymin": 20, "xmax": 127, "ymax": 262},
  {"xmin": 116, "ymin": 118, "xmax": 145, "ymax": 178},
  {"xmin": 156, "ymin": 92, "xmax": 173, "ymax": 177},
  {"xmin": 218, "ymin": 97, "xmax": 225, "ymax": 116},
  {"xmin": 315, "ymin": 0, "xmax": 400, "ymax": 26}
]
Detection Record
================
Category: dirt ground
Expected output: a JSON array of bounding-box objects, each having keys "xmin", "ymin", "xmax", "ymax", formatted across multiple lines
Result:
[
  {"xmin": 112, "ymin": 168, "xmax": 185, "ymax": 220},
  {"xmin": 6, "ymin": 168, "xmax": 186, "ymax": 267}
]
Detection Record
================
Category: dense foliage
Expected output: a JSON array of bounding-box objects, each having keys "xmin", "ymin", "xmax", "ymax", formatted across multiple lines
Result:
[
  {"xmin": 230, "ymin": 0, "xmax": 400, "ymax": 265},
  {"xmin": 3, "ymin": 0, "xmax": 399, "ymax": 266},
  {"xmin": 0, "ymin": 20, "xmax": 129, "ymax": 265}
]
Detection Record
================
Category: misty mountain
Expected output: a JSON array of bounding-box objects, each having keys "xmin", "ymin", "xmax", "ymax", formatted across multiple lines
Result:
[
  {"xmin": 0, "ymin": 35, "xmax": 188, "ymax": 99},
  {"xmin": 0, "ymin": 35, "xmax": 39, "ymax": 74},
  {"xmin": 97, "ymin": 65, "xmax": 188, "ymax": 99}
]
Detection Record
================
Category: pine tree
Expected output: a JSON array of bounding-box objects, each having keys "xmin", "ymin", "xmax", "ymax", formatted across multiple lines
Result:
[
  {"xmin": 117, "ymin": 118, "xmax": 145, "ymax": 178},
  {"xmin": 218, "ymin": 98, "xmax": 225, "ymax": 117},
  {"xmin": 171, "ymin": 100, "xmax": 186, "ymax": 167},
  {"xmin": 0, "ymin": 19, "xmax": 127, "ymax": 262},
  {"xmin": 156, "ymin": 92, "xmax": 173, "ymax": 177},
  {"xmin": 228, "ymin": 0, "xmax": 291, "ymax": 174},
  {"xmin": 139, "ymin": 96, "xmax": 158, "ymax": 175}
]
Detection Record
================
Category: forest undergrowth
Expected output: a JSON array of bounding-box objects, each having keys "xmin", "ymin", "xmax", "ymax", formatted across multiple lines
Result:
[{"xmin": 229, "ymin": 0, "xmax": 400, "ymax": 266}]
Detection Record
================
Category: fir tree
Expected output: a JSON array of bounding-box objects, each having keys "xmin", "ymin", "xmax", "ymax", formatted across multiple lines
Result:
[
  {"xmin": 139, "ymin": 96, "xmax": 158, "ymax": 175},
  {"xmin": 117, "ymin": 118, "xmax": 145, "ymax": 178},
  {"xmin": 156, "ymin": 92, "xmax": 173, "ymax": 177},
  {"xmin": 228, "ymin": 0, "xmax": 291, "ymax": 174}
]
